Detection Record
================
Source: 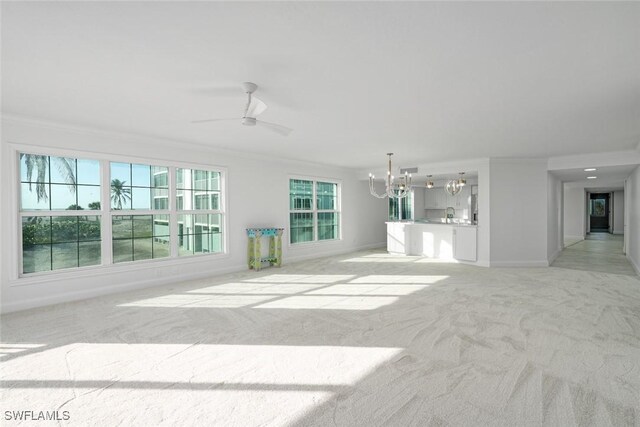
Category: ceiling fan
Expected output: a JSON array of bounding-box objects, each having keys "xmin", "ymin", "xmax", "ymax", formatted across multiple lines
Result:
[{"xmin": 191, "ymin": 82, "xmax": 293, "ymax": 136}]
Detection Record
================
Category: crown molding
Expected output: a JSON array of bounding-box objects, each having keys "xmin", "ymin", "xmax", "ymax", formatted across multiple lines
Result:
[
  {"xmin": 0, "ymin": 113, "xmax": 355, "ymax": 173},
  {"xmin": 547, "ymin": 149, "xmax": 640, "ymax": 171}
]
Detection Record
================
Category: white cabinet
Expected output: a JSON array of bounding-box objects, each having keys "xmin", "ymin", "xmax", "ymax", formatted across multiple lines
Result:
[
  {"xmin": 449, "ymin": 186, "xmax": 471, "ymax": 209},
  {"xmin": 453, "ymin": 226, "xmax": 477, "ymax": 261},
  {"xmin": 425, "ymin": 186, "xmax": 471, "ymax": 211},
  {"xmin": 387, "ymin": 222, "xmax": 477, "ymax": 262},
  {"xmin": 409, "ymin": 224, "xmax": 454, "ymax": 258},
  {"xmin": 424, "ymin": 187, "xmax": 447, "ymax": 209},
  {"xmin": 387, "ymin": 222, "xmax": 408, "ymax": 254},
  {"xmin": 453, "ymin": 186, "xmax": 471, "ymax": 218}
]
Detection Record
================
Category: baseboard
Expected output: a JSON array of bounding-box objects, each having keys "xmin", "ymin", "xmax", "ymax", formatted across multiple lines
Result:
[
  {"xmin": 1, "ymin": 242, "xmax": 387, "ymax": 314},
  {"xmin": 1, "ymin": 263, "xmax": 248, "ymax": 314},
  {"xmin": 287, "ymin": 241, "xmax": 386, "ymax": 264},
  {"xmin": 547, "ymin": 247, "xmax": 562, "ymax": 265},
  {"xmin": 627, "ymin": 254, "xmax": 640, "ymax": 276},
  {"xmin": 490, "ymin": 260, "xmax": 550, "ymax": 268},
  {"xmin": 563, "ymin": 235, "xmax": 584, "ymax": 248},
  {"xmin": 458, "ymin": 259, "xmax": 490, "ymax": 268}
]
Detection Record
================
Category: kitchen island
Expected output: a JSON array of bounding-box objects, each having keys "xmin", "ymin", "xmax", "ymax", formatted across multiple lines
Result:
[{"xmin": 386, "ymin": 221, "xmax": 477, "ymax": 261}]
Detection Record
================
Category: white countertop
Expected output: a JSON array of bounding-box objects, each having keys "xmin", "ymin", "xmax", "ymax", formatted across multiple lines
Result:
[{"xmin": 386, "ymin": 221, "xmax": 477, "ymax": 228}]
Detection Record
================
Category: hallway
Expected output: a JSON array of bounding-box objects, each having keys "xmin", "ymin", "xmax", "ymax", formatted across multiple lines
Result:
[{"xmin": 553, "ymin": 233, "xmax": 637, "ymax": 276}]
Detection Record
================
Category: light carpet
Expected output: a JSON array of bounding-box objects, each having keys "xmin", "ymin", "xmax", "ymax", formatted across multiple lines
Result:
[{"xmin": 2, "ymin": 248, "xmax": 639, "ymax": 426}]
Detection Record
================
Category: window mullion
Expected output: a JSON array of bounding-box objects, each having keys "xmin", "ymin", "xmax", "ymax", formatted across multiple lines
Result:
[
  {"xmin": 100, "ymin": 159, "xmax": 113, "ymax": 266},
  {"xmin": 313, "ymin": 182, "xmax": 318, "ymax": 242},
  {"xmin": 169, "ymin": 166, "xmax": 178, "ymax": 258}
]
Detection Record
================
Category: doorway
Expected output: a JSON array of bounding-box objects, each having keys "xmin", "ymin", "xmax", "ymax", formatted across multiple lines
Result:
[{"xmin": 589, "ymin": 193, "xmax": 610, "ymax": 232}]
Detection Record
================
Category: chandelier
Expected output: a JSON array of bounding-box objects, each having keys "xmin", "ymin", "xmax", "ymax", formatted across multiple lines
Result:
[
  {"xmin": 444, "ymin": 172, "xmax": 466, "ymax": 196},
  {"xmin": 425, "ymin": 175, "xmax": 434, "ymax": 189},
  {"xmin": 368, "ymin": 153, "xmax": 412, "ymax": 199}
]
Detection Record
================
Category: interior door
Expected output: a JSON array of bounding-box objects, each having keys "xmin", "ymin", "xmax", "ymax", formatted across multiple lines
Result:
[{"xmin": 589, "ymin": 193, "xmax": 610, "ymax": 232}]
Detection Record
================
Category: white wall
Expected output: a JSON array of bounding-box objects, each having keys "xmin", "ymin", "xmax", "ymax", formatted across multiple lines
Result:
[
  {"xmin": 613, "ymin": 190, "xmax": 624, "ymax": 234},
  {"xmin": 489, "ymin": 158, "xmax": 548, "ymax": 267},
  {"xmin": 476, "ymin": 161, "xmax": 491, "ymax": 267},
  {"xmin": 547, "ymin": 172, "xmax": 563, "ymax": 263},
  {"xmin": 563, "ymin": 186, "xmax": 586, "ymax": 241},
  {"xmin": 1, "ymin": 118, "xmax": 388, "ymax": 312},
  {"xmin": 627, "ymin": 166, "xmax": 640, "ymax": 274}
]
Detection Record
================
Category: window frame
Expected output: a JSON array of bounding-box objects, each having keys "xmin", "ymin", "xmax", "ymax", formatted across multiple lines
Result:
[
  {"xmin": 11, "ymin": 143, "xmax": 228, "ymax": 283},
  {"xmin": 388, "ymin": 188, "xmax": 414, "ymax": 221},
  {"xmin": 175, "ymin": 167, "xmax": 225, "ymax": 257},
  {"xmin": 108, "ymin": 162, "xmax": 171, "ymax": 264},
  {"xmin": 288, "ymin": 175, "xmax": 342, "ymax": 246}
]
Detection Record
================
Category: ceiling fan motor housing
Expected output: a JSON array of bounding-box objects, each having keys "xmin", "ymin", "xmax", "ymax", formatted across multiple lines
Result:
[{"xmin": 242, "ymin": 82, "xmax": 258, "ymax": 94}]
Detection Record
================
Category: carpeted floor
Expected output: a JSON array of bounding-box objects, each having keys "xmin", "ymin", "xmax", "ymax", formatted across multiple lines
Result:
[
  {"xmin": 2, "ymin": 244, "xmax": 639, "ymax": 426},
  {"xmin": 555, "ymin": 233, "xmax": 636, "ymax": 276}
]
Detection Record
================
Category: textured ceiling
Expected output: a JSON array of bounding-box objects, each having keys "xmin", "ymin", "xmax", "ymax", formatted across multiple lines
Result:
[{"xmin": 2, "ymin": 2, "xmax": 639, "ymax": 169}]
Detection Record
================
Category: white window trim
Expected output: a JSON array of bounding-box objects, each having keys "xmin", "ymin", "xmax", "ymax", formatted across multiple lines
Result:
[
  {"xmin": 10, "ymin": 142, "xmax": 228, "ymax": 285},
  {"xmin": 175, "ymin": 167, "xmax": 225, "ymax": 258},
  {"xmin": 288, "ymin": 175, "xmax": 342, "ymax": 246}
]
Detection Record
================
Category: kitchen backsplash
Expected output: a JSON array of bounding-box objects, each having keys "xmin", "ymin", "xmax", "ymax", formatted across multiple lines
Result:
[{"xmin": 423, "ymin": 209, "xmax": 470, "ymax": 220}]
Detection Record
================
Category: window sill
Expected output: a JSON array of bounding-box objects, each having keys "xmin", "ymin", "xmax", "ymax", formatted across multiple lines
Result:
[{"xmin": 10, "ymin": 252, "xmax": 230, "ymax": 287}]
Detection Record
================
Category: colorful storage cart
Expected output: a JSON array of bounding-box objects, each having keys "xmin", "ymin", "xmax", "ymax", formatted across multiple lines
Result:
[{"xmin": 246, "ymin": 228, "xmax": 284, "ymax": 271}]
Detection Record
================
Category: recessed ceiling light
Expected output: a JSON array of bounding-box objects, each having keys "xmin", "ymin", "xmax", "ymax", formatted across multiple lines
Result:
[
  {"xmin": 584, "ymin": 168, "xmax": 597, "ymax": 172},
  {"xmin": 587, "ymin": 176, "xmax": 597, "ymax": 179}
]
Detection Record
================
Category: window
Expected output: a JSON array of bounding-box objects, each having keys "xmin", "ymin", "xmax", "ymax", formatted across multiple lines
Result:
[
  {"xmin": 289, "ymin": 178, "xmax": 340, "ymax": 244},
  {"xmin": 388, "ymin": 190, "xmax": 413, "ymax": 221},
  {"xmin": 176, "ymin": 168, "xmax": 223, "ymax": 256},
  {"xmin": 112, "ymin": 215, "xmax": 170, "ymax": 262},
  {"xmin": 18, "ymin": 150, "xmax": 225, "ymax": 276},
  {"xmin": 20, "ymin": 153, "xmax": 102, "ymax": 274},
  {"xmin": 21, "ymin": 154, "xmax": 100, "ymax": 211},
  {"xmin": 110, "ymin": 162, "xmax": 170, "ymax": 263},
  {"xmin": 590, "ymin": 199, "xmax": 606, "ymax": 217},
  {"xmin": 110, "ymin": 162, "xmax": 168, "ymax": 210}
]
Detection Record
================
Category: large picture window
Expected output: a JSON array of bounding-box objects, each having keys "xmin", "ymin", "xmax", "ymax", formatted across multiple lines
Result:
[
  {"xmin": 18, "ymin": 151, "xmax": 225, "ymax": 276},
  {"xmin": 289, "ymin": 178, "xmax": 340, "ymax": 244}
]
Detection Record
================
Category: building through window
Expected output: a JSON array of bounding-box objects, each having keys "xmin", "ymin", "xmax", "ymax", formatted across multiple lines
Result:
[{"xmin": 289, "ymin": 178, "xmax": 340, "ymax": 244}]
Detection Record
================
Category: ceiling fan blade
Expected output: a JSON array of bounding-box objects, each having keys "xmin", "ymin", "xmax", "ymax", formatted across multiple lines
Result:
[
  {"xmin": 191, "ymin": 118, "xmax": 241, "ymax": 124},
  {"xmin": 256, "ymin": 120, "xmax": 293, "ymax": 136},
  {"xmin": 246, "ymin": 96, "xmax": 267, "ymax": 118}
]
